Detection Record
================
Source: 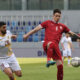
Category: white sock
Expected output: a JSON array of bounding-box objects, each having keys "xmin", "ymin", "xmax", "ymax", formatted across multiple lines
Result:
[{"xmin": 68, "ymin": 59, "xmax": 70, "ymax": 64}]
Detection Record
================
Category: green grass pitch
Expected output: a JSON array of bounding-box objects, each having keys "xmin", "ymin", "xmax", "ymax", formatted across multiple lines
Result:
[{"xmin": 0, "ymin": 61, "xmax": 80, "ymax": 80}]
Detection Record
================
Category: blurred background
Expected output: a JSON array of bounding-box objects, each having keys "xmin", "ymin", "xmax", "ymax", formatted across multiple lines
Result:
[{"xmin": 0, "ymin": 0, "xmax": 80, "ymax": 62}]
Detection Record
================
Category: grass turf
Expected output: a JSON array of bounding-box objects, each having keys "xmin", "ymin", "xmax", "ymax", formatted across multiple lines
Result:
[{"xmin": 0, "ymin": 62, "xmax": 80, "ymax": 80}]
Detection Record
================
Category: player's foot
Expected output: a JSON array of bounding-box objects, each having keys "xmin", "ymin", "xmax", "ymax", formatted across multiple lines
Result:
[{"xmin": 46, "ymin": 61, "xmax": 56, "ymax": 68}]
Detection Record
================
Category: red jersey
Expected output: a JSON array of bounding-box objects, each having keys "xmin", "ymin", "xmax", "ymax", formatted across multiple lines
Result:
[{"xmin": 41, "ymin": 20, "xmax": 70, "ymax": 43}]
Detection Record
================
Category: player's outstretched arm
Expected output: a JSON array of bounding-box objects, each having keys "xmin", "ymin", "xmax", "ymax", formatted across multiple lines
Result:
[
  {"xmin": 23, "ymin": 25, "xmax": 42, "ymax": 39},
  {"xmin": 69, "ymin": 31, "xmax": 80, "ymax": 38}
]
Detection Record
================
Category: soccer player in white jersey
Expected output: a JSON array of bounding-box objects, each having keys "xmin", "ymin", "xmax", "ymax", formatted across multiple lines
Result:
[
  {"xmin": 61, "ymin": 33, "xmax": 73, "ymax": 66},
  {"xmin": 0, "ymin": 22, "xmax": 22, "ymax": 80}
]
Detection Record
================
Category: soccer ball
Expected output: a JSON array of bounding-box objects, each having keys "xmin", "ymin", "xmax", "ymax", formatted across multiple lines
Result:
[{"xmin": 71, "ymin": 57, "xmax": 80, "ymax": 67}]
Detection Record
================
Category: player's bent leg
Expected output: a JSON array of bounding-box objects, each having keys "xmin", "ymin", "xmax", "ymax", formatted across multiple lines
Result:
[
  {"xmin": 4, "ymin": 68, "xmax": 15, "ymax": 80},
  {"xmin": 14, "ymin": 70, "xmax": 22, "ymax": 77},
  {"xmin": 46, "ymin": 42, "xmax": 56, "ymax": 68},
  {"xmin": 10, "ymin": 54, "xmax": 22, "ymax": 77},
  {"xmin": 56, "ymin": 60, "xmax": 63, "ymax": 80}
]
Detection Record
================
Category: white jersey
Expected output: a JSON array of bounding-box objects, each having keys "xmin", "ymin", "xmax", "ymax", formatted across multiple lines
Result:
[
  {"xmin": 61, "ymin": 36, "xmax": 72, "ymax": 50},
  {"xmin": 0, "ymin": 30, "xmax": 13, "ymax": 58}
]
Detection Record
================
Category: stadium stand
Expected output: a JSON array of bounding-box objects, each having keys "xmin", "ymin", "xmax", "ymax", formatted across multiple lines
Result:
[{"xmin": 3, "ymin": 16, "xmax": 46, "ymax": 42}]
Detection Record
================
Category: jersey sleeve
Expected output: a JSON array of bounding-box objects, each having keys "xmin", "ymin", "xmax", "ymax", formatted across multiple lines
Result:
[
  {"xmin": 40, "ymin": 20, "xmax": 49, "ymax": 28},
  {"xmin": 63, "ymin": 24, "xmax": 70, "ymax": 33}
]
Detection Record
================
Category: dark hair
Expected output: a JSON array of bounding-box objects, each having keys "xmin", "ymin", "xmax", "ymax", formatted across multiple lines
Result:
[
  {"xmin": 0, "ymin": 22, "xmax": 6, "ymax": 27},
  {"xmin": 53, "ymin": 9, "xmax": 61, "ymax": 14},
  {"xmin": 65, "ymin": 32, "xmax": 71, "ymax": 36}
]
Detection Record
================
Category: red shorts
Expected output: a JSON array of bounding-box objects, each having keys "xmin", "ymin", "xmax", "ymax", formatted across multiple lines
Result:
[{"xmin": 43, "ymin": 41, "xmax": 62, "ymax": 60}]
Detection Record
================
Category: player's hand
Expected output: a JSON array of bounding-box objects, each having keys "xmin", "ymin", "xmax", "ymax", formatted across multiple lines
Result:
[
  {"xmin": 23, "ymin": 34, "xmax": 28, "ymax": 40},
  {"xmin": 72, "ymin": 48, "xmax": 74, "ymax": 52},
  {"xmin": 77, "ymin": 39, "xmax": 80, "ymax": 42},
  {"xmin": 11, "ymin": 35, "xmax": 17, "ymax": 39},
  {"xmin": 5, "ymin": 40, "xmax": 10, "ymax": 45}
]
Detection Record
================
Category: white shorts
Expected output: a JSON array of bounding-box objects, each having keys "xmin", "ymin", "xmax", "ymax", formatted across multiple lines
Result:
[
  {"xmin": 63, "ymin": 49, "xmax": 71, "ymax": 57},
  {"xmin": 0, "ymin": 54, "xmax": 21, "ymax": 71}
]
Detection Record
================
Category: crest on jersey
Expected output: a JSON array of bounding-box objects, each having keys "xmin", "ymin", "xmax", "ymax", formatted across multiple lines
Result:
[{"xmin": 60, "ymin": 26, "xmax": 62, "ymax": 30}]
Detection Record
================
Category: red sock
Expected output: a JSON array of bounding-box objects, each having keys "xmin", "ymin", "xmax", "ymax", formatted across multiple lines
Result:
[
  {"xmin": 47, "ymin": 57, "xmax": 51, "ymax": 62},
  {"xmin": 57, "ymin": 64, "xmax": 63, "ymax": 80}
]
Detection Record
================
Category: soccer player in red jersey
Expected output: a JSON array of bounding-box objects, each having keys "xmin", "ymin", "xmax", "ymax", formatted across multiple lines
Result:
[{"xmin": 23, "ymin": 9, "xmax": 80, "ymax": 80}]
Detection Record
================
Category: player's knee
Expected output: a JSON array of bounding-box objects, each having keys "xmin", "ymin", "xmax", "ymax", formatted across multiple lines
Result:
[
  {"xmin": 47, "ymin": 42, "xmax": 54, "ymax": 49},
  {"xmin": 16, "ymin": 73, "xmax": 22, "ymax": 77},
  {"xmin": 49, "ymin": 43, "xmax": 54, "ymax": 48},
  {"xmin": 47, "ymin": 42, "xmax": 52, "ymax": 48},
  {"xmin": 56, "ymin": 60, "xmax": 63, "ymax": 66},
  {"xmin": 8, "ymin": 72, "xmax": 13, "ymax": 77},
  {"xmin": 18, "ymin": 74, "xmax": 22, "ymax": 77},
  {"xmin": 15, "ymin": 70, "xmax": 22, "ymax": 77}
]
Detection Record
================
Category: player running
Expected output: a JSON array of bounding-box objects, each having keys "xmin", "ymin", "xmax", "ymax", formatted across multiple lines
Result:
[
  {"xmin": 23, "ymin": 9, "xmax": 80, "ymax": 80},
  {"xmin": 0, "ymin": 22, "xmax": 22, "ymax": 80},
  {"xmin": 61, "ymin": 33, "xmax": 73, "ymax": 66}
]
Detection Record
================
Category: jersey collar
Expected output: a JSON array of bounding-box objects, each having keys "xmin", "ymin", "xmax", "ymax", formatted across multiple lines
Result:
[{"xmin": 52, "ymin": 19, "xmax": 59, "ymax": 24}]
